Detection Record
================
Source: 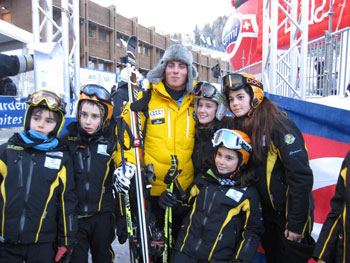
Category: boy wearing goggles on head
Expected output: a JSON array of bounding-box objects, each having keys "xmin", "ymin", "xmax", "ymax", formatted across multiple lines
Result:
[
  {"xmin": 172, "ymin": 129, "xmax": 263, "ymax": 263},
  {"xmin": 0, "ymin": 90, "xmax": 77, "ymax": 263},
  {"xmin": 223, "ymin": 72, "xmax": 315, "ymax": 263},
  {"xmin": 61, "ymin": 84, "xmax": 129, "ymax": 263}
]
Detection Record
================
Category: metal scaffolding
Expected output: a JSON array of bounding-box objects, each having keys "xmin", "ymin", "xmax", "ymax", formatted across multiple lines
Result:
[{"xmin": 32, "ymin": 0, "xmax": 80, "ymax": 115}]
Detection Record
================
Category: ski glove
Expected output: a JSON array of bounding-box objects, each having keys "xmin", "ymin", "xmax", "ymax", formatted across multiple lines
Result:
[
  {"xmin": 158, "ymin": 190, "xmax": 177, "ymax": 209},
  {"xmin": 55, "ymin": 245, "xmax": 72, "ymax": 263},
  {"xmin": 114, "ymin": 163, "xmax": 136, "ymax": 195},
  {"xmin": 116, "ymin": 215, "xmax": 128, "ymax": 244}
]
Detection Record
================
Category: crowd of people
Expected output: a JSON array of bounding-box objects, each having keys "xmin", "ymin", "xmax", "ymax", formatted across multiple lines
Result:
[{"xmin": 0, "ymin": 44, "xmax": 349, "ymax": 263}]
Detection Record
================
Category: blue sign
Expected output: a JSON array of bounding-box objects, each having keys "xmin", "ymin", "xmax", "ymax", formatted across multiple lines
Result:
[{"xmin": 0, "ymin": 96, "xmax": 28, "ymax": 128}]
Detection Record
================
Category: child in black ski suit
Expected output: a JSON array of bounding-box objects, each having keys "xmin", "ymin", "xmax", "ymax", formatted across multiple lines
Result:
[
  {"xmin": 62, "ymin": 84, "xmax": 131, "ymax": 263},
  {"xmin": 172, "ymin": 129, "xmax": 263, "ymax": 263},
  {"xmin": 0, "ymin": 90, "xmax": 77, "ymax": 263},
  {"xmin": 313, "ymin": 150, "xmax": 350, "ymax": 263}
]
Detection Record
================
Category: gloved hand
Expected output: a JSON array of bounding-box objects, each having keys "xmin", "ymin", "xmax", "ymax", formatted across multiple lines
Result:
[
  {"xmin": 158, "ymin": 190, "xmax": 177, "ymax": 209},
  {"xmin": 55, "ymin": 245, "xmax": 72, "ymax": 263},
  {"xmin": 164, "ymin": 155, "xmax": 180, "ymax": 185},
  {"xmin": 114, "ymin": 163, "xmax": 136, "ymax": 195},
  {"xmin": 116, "ymin": 215, "xmax": 128, "ymax": 244}
]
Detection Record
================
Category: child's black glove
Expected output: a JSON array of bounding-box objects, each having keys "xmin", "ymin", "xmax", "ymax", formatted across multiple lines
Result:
[
  {"xmin": 116, "ymin": 216, "xmax": 128, "ymax": 244},
  {"xmin": 158, "ymin": 191, "xmax": 177, "ymax": 209}
]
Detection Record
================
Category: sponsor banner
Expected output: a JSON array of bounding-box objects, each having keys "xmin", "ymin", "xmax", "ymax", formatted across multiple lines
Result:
[
  {"xmin": 0, "ymin": 96, "xmax": 27, "ymax": 128},
  {"xmin": 0, "ymin": 96, "xmax": 76, "ymax": 129}
]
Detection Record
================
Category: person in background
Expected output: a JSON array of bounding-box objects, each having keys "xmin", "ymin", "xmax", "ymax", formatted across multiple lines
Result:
[
  {"xmin": 0, "ymin": 90, "xmax": 77, "ymax": 263},
  {"xmin": 115, "ymin": 43, "xmax": 198, "ymax": 262},
  {"xmin": 61, "ymin": 84, "xmax": 126, "ymax": 263},
  {"xmin": 0, "ymin": 77, "xmax": 17, "ymax": 96},
  {"xmin": 111, "ymin": 67, "xmax": 143, "ymax": 117},
  {"xmin": 223, "ymin": 73, "xmax": 315, "ymax": 263},
  {"xmin": 313, "ymin": 150, "xmax": 350, "ymax": 263},
  {"xmin": 0, "ymin": 53, "xmax": 33, "ymax": 78},
  {"xmin": 172, "ymin": 129, "xmax": 263, "ymax": 263}
]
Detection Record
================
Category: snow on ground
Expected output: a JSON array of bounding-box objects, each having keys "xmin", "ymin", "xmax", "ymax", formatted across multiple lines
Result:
[{"xmin": 306, "ymin": 95, "xmax": 350, "ymax": 111}]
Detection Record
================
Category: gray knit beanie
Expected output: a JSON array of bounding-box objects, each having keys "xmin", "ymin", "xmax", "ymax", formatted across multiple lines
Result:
[{"xmin": 147, "ymin": 44, "xmax": 198, "ymax": 93}]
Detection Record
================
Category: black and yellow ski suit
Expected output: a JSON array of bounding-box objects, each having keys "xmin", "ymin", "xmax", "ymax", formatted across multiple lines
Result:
[
  {"xmin": 0, "ymin": 133, "xmax": 77, "ymax": 261},
  {"xmin": 62, "ymin": 121, "xmax": 120, "ymax": 263},
  {"xmin": 252, "ymin": 116, "xmax": 315, "ymax": 263},
  {"xmin": 313, "ymin": 151, "xmax": 350, "ymax": 263},
  {"xmin": 173, "ymin": 168, "xmax": 264, "ymax": 263}
]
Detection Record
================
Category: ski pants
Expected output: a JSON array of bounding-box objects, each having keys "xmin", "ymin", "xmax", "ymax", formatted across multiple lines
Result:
[
  {"xmin": 0, "ymin": 242, "xmax": 55, "ymax": 263},
  {"xmin": 261, "ymin": 211, "xmax": 315, "ymax": 263},
  {"xmin": 70, "ymin": 212, "xmax": 115, "ymax": 263},
  {"xmin": 171, "ymin": 250, "xmax": 231, "ymax": 263}
]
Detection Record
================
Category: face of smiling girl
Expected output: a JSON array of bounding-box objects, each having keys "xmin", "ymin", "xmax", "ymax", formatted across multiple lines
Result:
[
  {"xmin": 196, "ymin": 98, "xmax": 217, "ymax": 125},
  {"xmin": 215, "ymin": 146, "xmax": 239, "ymax": 174}
]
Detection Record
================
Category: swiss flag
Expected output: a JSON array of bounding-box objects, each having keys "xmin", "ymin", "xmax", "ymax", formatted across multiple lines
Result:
[{"xmin": 241, "ymin": 18, "xmax": 255, "ymax": 33}]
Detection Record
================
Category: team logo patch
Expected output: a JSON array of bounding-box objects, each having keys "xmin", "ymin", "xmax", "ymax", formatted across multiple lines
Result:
[
  {"xmin": 225, "ymin": 188, "xmax": 243, "ymax": 202},
  {"xmin": 149, "ymin": 109, "xmax": 164, "ymax": 120},
  {"xmin": 151, "ymin": 119, "xmax": 165, "ymax": 125},
  {"xmin": 284, "ymin": 134, "xmax": 296, "ymax": 145},
  {"xmin": 44, "ymin": 157, "xmax": 62, "ymax": 170},
  {"xmin": 97, "ymin": 144, "xmax": 110, "ymax": 156}
]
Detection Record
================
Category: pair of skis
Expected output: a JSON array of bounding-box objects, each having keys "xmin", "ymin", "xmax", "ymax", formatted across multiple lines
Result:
[{"xmin": 123, "ymin": 35, "xmax": 150, "ymax": 263}]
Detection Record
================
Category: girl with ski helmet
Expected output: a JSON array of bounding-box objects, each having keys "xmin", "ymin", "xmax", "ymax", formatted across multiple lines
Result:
[
  {"xmin": 0, "ymin": 90, "xmax": 77, "ymax": 263},
  {"xmin": 223, "ymin": 72, "xmax": 315, "ymax": 263},
  {"xmin": 172, "ymin": 129, "xmax": 263, "ymax": 263},
  {"xmin": 191, "ymin": 81, "xmax": 234, "ymax": 178}
]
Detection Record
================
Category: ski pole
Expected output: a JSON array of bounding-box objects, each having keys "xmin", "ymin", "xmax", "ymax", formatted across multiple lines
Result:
[
  {"xmin": 115, "ymin": 116, "xmax": 137, "ymax": 262},
  {"xmin": 163, "ymin": 155, "xmax": 181, "ymax": 263}
]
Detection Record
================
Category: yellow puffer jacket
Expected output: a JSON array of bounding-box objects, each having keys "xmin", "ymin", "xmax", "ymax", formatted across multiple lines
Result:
[{"xmin": 119, "ymin": 81, "xmax": 196, "ymax": 196}]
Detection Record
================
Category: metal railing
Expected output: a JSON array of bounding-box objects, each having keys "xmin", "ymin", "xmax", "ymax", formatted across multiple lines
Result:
[{"xmin": 234, "ymin": 27, "xmax": 350, "ymax": 100}]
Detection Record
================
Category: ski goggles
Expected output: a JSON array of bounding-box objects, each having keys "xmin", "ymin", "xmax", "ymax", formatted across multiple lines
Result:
[
  {"xmin": 222, "ymin": 73, "xmax": 263, "ymax": 92},
  {"xmin": 81, "ymin": 84, "xmax": 111, "ymax": 102},
  {"xmin": 194, "ymin": 81, "xmax": 218, "ymax": 98},
  {"xmin": 212, "ymin": 128, "xmax": 252, "ymax": 152},
  {"xmin": 27, "ymin": 90, "xmax": 66, "ymax": 113}
]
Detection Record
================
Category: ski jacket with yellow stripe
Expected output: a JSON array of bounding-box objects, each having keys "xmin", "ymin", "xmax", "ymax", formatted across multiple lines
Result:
[
  {"xmin": 253, "ymin": 116, "xmax": 314, "ymax": 235},
  {"xmin": 120, "ymin": 81, "xmax": 196, "ymax": 196},
  {"xmin": 62, "ymin": 121, "xmax": 120, "ymax": 216},
  {"xmin": 0, "ymin": 134, "xmax": 77, "ymax": 246},
  {"xmin": 174, "ymin": 168, "xmax": 263, "ymax": 262},
  {"xmin": 313, "ymin": 151, "xmax": 350, "ymax": 263}
]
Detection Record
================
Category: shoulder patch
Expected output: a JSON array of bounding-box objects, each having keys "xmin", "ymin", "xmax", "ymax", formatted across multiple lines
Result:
[
  {"xmin": 284, "ymin": 134, "xmax": 296, "ymax": 145},
  {"xmin": 226, "ymin": 188, "xmax": 243, "ymax": 202},
  {"xmin": 149, "ymin": 109, "xmax": 164, "ymax": 120}
]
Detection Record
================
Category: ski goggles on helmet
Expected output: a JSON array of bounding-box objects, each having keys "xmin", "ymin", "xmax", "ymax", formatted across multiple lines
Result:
[
  {"xmin": 212, "ymin": 128, "xmax": 252, "ymax": 152},
  {"xmin": 194, "ymin": 81, "xmax": 218, "ymax": 98},
  {"xmin": 26, "ymin": 90, "xmax": 66, "ymax": 114},
  {"xmin": 222, "ymin": 73, "xmax": 263, "ymax": 92},
  {"xmin": 81, "ymin": 84, "xmax": 111, "ymax": 102}
]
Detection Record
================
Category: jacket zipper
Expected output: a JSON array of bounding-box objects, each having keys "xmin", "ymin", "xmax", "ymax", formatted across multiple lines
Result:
[
  {"xmin": 194, "ymin": 189, "xmax": 217, "ymax": 254},
  {"xmin": 83, "ymin": 148, "xmax": 91, "ymax": 213},
  {"xmin": 15, "ymin": 154, "xmax": 23, "ymax": 187},
  {"xmin": 18, "ymin": 153, "xmax": 35, "ymax": 242}
]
